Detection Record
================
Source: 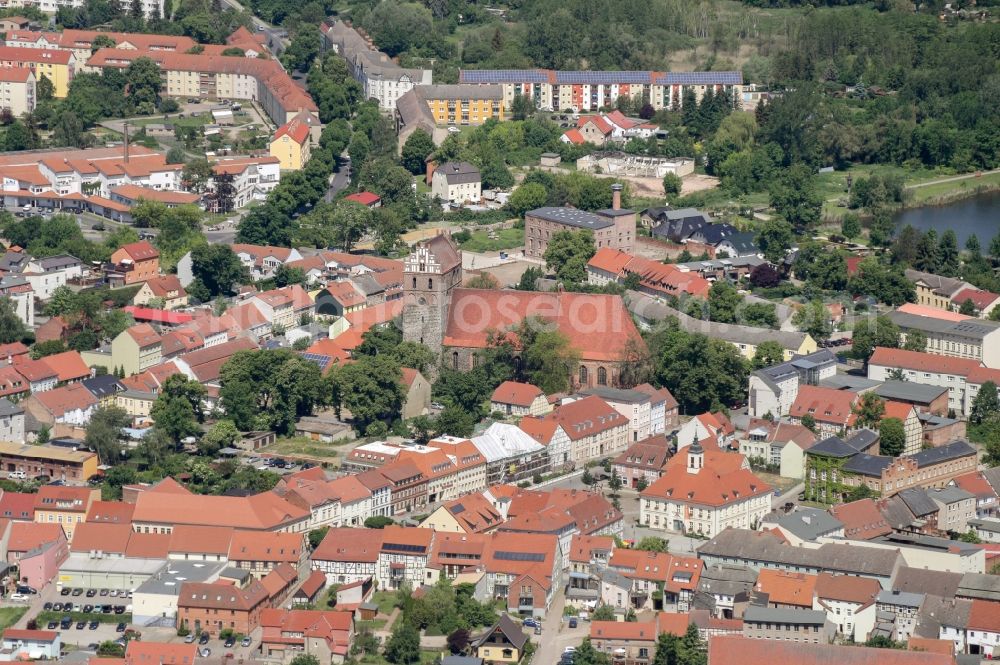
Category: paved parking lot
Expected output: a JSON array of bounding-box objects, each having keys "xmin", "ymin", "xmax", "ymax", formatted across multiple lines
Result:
[{"xmin": 3, "ymin": 585, "xmax": 263, "ymax": 657}]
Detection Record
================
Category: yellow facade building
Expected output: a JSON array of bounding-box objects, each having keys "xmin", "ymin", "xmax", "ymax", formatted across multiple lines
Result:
[{"xmin": 0, "ymin": 46, "xmax": 74, "ymax": 98}]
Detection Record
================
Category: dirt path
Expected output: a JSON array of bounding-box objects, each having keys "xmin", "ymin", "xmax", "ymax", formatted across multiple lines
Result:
[{"xmin": 903, "ymin": 168, "xmax": 1000, "ymax": 190}]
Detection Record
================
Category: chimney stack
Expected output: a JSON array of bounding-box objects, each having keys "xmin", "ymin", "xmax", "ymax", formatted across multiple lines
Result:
[{"xmin": 611, "ymin": 183, "xmax": 622, "ymax": 210}]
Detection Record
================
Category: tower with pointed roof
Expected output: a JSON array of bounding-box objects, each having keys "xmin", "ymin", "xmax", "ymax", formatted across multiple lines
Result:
[{"xmin": 402, "ymin": 234, "xmax": 462, "ymax": 356}]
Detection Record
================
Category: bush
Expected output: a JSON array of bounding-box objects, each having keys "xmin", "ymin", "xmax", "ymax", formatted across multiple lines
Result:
[{"xmin": 532, "ymin": 473, "xmax": 543, "ymax": 484}]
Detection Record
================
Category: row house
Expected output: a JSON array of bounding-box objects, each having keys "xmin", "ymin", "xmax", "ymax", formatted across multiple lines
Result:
[
  {"xmin": 377, "ymin": 526, "xmax": 434, "ymax": 590},
  {"xmin": 888, "ymin": 307, "xmax": 1000, "ymax": 368},
  {"xmin": 86, "ymin": 48, "xmax": 318, "ymax": 127},
  {"xmin": 867, "ymin": 347, "xmax": 983, "ymax": 416},
  {"xmin": 748, "ymin": 349, "xmax": 838, "ymax": 419},
  {"xmin": 482, "ymin": 532, "xmax": 561, "ymax": 616},
  {"xmin": 613, "ymin": 435, "xmax": 672, "ymax": 490},
  {"xmin": 231, "ymin": 243, "xmax": 303, "ymax": 281},
  {"xmin": 176, "ymin": 579, "xmax": 270, "ymax": 637},
  {"xmin": 676, "ymin": 411, "xmax": 736, "ymax": 451},
  {"xmin": 788, "ymin": 385, "xmax": 859, "ymax": 439},
  {"xmin": 312, "ymin": 528, "xmax": 381, "ymax": 586},
  {"xmin": 259, "ymin": 608, "xmax": 354, "ymax": 663},
  {"xmin": 520, "ymin": 395, "xmax": 629, "ymax": 467},
  {"xmin": 608, "ymin": 548, "xmax": 703, "ymax": 612},
  {"xmin": 227, "ymin": 530, "xmax": 306, "ymax": 578},
  {"xmin": 458, "ymin": 69, "xmax": 743, "ymax": 113}
]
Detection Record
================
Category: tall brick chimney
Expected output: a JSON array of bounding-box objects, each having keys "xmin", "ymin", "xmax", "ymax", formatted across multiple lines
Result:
[{"xmin": 611, "ymin": 183, "xmax": 622, "ymax": 210}]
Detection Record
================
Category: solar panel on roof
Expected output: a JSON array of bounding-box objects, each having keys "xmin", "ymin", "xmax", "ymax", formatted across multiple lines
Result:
[
  {"xmin": 494, "ymin": 551, "xmax": 546, "ymax": 562},
  {"xmin": 383, "ymin": 542, "xmax": 426, "ymax": 553},
  {"xmin": 451, "ymin": 503, "xmax": 466, "ymax": 514},
  {"xmin": 300, "ymin": 353, "xmax": 331, "ymax": 371}
]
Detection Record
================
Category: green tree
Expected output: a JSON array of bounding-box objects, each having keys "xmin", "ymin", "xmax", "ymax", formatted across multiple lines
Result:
[
  {"xmin": 853, "ymin": 392, "xmax": 886, "ymax": 430},
  {"xmin": 510, "ymin": 93, "xmax": 534, "ymax": 120},
  {"xmin": 592, "ymin": 604, "xmax": 616, "ymax": 621},
  {"xmin": 447, "ymin": 628, "xmax": 470, "ymax": 654},
  {"xmin": 707, "ymin": 281, "xmax": 742, "ymax": 324},
  {"xmin": 274, "ymin": 265, "xmax": 306, "ymax": 287},
  {"xmin": 383, "ymin": 620, "xmax": 420, "ymax": 665},
  {"xmin": 662, "ymin": 172, "xmax": 682, "ymax": 198},
  {"xmin": 190, "ymin": 244, "xmax": 247, "ymax": 298},
  {"xmin": 573, "ymin": 638, "xmax": 610, "ymax": 665},
  {"xmin": 841, "ymin": 213, "xmax": 861, "ymax": 240},
  {"xmin": 742, "ymin": 302, "xmax": 778, "ymax": 329},
  {"xmin": 650, "ymin": 322, "xmax": 747, "ymax": 413},
  {"xmin": 31, "ymin": 339, "xmax": 67, "ymax": 359},
  {"xmin": 959, "ymin": 299, "xmax": 977, "ymax": 316},
  {"xmin": 851, "ymin": 315, "xmax": 900, "ymax": 361},
  {"xmin": 522, "ymin": 327, "xmax": 580, "ymax": 394},
  {"xmin": 507, "ymin": 183, "xmax": 547, "ymax": 218},
  {"xmin": 653, "ymin": 631, "xmax": 680, "ymax": 665},
  {"xmin": 84, "ymin": 405, "xmax": 130, "ymax": 465},
  {"xmin": 150, "ymin": 374, "xmax": 206, "ymax": 444},
  {"xmin": 281, "ymin": 23, "xmax": 321, "ymax": 72},
  {"xmin": 769, "ymin": 165, "xmax": 822, "ymax": 230},
  {"xmin": 847, "ymin": 258, "xmax": 915, "ymax": 306},
  {"xmin": 290, "ymin": 655, "xmax": 320, "ymax": 665},
  {"xmin": 751, "ymin": 340, "xmax": 785, "ymax": 369},
  {"xmin": 792, "ymin": 300, "xmax": 833, "ymax": 341},
  {"xmin": 181, "ymin": 158, "xmax": 214, "ymax": 193},
  {"xmin": 219, "ymin": 350, "xmax": 324, "ymax": 435},
  {"xmin": 0, "ymin": 297, "xmax": 28, "ymax": 344},
  {"xmin": 902, "ymin": 330, "xmax": 927, "ymax": 353},
  {"xmin": 938, "ymin": 229, "xmax": 960, "ymax": 276},
  {"xmin": 400, "ymin": 129, "xmax": 435, "ymax": 175},
  {"xmin": 635, "ymin": 536, "xmax": 668, "ymax": 552},
  {"xmin": 124, "ymin": 56, "xmax": 162, "ymax": 112},
  {"xmin": 755, "ymin": 219, "xmax": 794, "ymax": 263},
  {"xmin": 37, "ymin": 74, "xmax": 55, "ymax": 102},
  {"xmin": 333, "ymin": 355, "xmax": 405, "ymax": 433},
  {"xmin": 971, "ymin": 381, "xmax": 999, "ymax": 425},
  {"xmin": 364, "ymin": 515, "xmax": 394, "ymax": 529},
  {"xmin": 198, "ymin": 419, "xmax": 240, "ymax": 456},
  {"xmin": 544, "ymin": 229, "xmax": 595, "ymax": 284},
  {"xmin": 914, "ymin": 229, "xmax": 939, "ymax": 272},
  {"xmin": 879, "ymin": 417, "xmax": 906, "ymax": 457}
]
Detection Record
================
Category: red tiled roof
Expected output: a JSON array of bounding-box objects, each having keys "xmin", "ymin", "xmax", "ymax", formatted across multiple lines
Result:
[
  {"xmin": 868, "ymin": 347, "xmax": 982, "ymax": 377},
  {"xmin": 31, "ymin": 382, "xmax": 97, "ymax": 417},
  {"xmin": 642, "ymin": 462, "xmax": 771, "ymax": 508},
  {"xmin": 586, "ymin": 247, "xmax": 634, "ymax": 275},
  {"xmin": 896, "ymin": 303, "xmax": 971, "ymax": 322},
  {"xmin": 3, "ymin": 629, "xmax": 58, "ymax": 641},
  {"xmin": 829, "ymin": 498, "xmax": 892, "ymax": 540},
  {"xmin": 814, "ymin": 572, "xmax": 879, "ymax": 605},
  {"xmin": 7, "ymin": 521, "xmax": 64, "ymax": 553},
  {"xmin": 967, "ymin": 599, "xmax": 1000, "ymax": 632},
  {"xmin": 345, "ymin": 192, "xmax": 380, "ymax": 206},
  {"xmin": 883, "ymin": 400, "xmax": 916, "ymax": 422},
  {"xmin": 0, "ymin": 45, "xmax": 72, "ymax": 64},
  {"xmin": 491, "ymin": 381, "xmax": 544, "ymax": 408},
  {"xmin": 951, "ymin": 471, "xmax": 998, "ymax": 499},
  {"xmin": 111, "ymin": 184, "xmax": 200, "ymax": 206},
  {"xmin": 313, "ymin": 527, "xmax": 383, "ymax": 563},
  {"xmin": 789, "ymin": 385, "xmax": 858, "ymax": 427},
  {"xmin": 228, "ymin": 530, "xmax": 303, "ymax": 563},
  {"xmin": 708, "ymin": 636, "xmax": 955, "ymax": 665},
  {"xmin": 124, "ymin": 641, "xmax": 198, "ymax": 665},
  {"xmin": 562, "ymin": 128, "xmax": 585, "ymax": 144},
  {"xmin": 754, "ymin": 569, "xmax": 816, "ymax": 607},
  {"xmin": 13, "ymin": 357, "xmax": 57, "ymax": 382},
  {"xmin": 39, "ymin": 350, "xmax": 90, "ymax": 382},
  {"xmin": 123, "ymin": 306, "xmax": 193, "ymax": 325},
  {"xmin": 578, "ymin": 115, "xmax": 613, "ymax": 135},
  {"xmin": 124, "ymin": 322, "xmax": 161, "ymax": 347},
  {"xmin": 951, "ymin": 288, "xmax": 1000, "ymax": 310},
  {"xmin": 85, "ymin": 500, "xmax": 134, "ymax": 524},
  {"xmin": 0, "ymin": 492, "xmax": 34, "ymax": 521},
  {"xmin": 324, "ymin": 281, "xmax": 366, "ymax": 308},
  {"xmin": 0, "ymin": 68, "xmax": 33, "ymax": 83},
  {"xmin": 273, "ymin": 115, "xmax": 312, "ymax": 144},
  {"xmin": 114, "ymin": 240, "xmax": 159, "ymax": 262},
  {"xmin": 71, "ymin": 522, "xmax": 131, "ymax": 554}
]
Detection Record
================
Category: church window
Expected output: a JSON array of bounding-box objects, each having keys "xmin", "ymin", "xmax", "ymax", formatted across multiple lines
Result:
[
  {"xmin": 579, "ymin": 366, "xmax": 589, "ymax": 384},
  {"xmin": 598, "ymin": 367, "xmax": 608, "ymax": 385},
  {"xmin": 453, "ymin": 351, "xmax": 459, "ymax": 370},
  {"xmin": 428, "ymin": 278, "xmax": 433, "ymax": 289}
]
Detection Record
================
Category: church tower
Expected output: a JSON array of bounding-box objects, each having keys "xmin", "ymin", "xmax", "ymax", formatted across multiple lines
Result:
[{"xmin": 402, "ymin": 234, "xmax": 462, "ymax": 354}]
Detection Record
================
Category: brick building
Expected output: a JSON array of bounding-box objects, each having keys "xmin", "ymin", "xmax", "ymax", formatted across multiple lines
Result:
[{"xmin": 524, "ymin": 185, "xmax": 635, "ymax": 259}]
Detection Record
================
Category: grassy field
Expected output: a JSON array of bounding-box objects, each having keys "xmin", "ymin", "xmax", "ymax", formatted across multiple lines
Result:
[
  {"xmin": 259, "ymin": 436, "xmax": 350, "ymax": 462},
  {"xmin": 37, "ymin": 610, "xmax": 132, "ymax": 625},
  {"xmin": 371, "ymin": 591, "xmax": 398, "ymax": 615},
  {"xmin": 906, "ymin": 170, "xmax": 1000, "ymax": 205},
  {"xmin": 458, "ymin": 227, "xmax": 524, "ymax": 252},
  {"xmin": 0, "ymin": 607, "xmax": 27, "ymax": 631}
]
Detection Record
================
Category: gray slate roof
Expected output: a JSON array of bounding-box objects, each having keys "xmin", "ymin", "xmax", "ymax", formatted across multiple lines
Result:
[
  {"xmin": 809, "ymin": 436, "xmax": 861, "ymax": 459},
  {"xmin": 0, "ymin": 397, "xmax": 23, "ymax": 417},
  {"xmin": 874, "ymin": 381, "xmax": 949, "ymax": 404},
  {"xmin": 910, "ymin": 440, "xmax": 975, "ymax": 467},
  {"xmin": 956, "ymin": 572, "xmax": 1000, "ymax": 602},
  {"xmin": 898, "ymin": 488, "xmax": 938, "ymax": 517},
  {"xmin": 698, "ymin": 528, "xmax": 900, "ymax": 577},
  {"xmin": 765, "ymin": 507, "xmax": 843, "ymax": 541},
  {"xmin": 437, "ymin": 161, "xmax": 481, "ymax": 185},
  {"xmin": 892, "ymin": 567, "xmax": 962, "ymax": 598},
  {"xmin": 877, "ymin": 589, "xmax": 924, "ymax": 608},
  {"xmin": 889, "ymin": 310, "xmax": 1000, "ymax": 341},
  {"xmin": 528, "ymin": 206, "xmax": 615, "ymax": 230}
]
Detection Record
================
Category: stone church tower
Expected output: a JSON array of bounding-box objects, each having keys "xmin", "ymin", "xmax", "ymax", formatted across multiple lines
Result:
[{"xmin": 402, "ymin": 234, "xmax": 462, "ymax": 354}]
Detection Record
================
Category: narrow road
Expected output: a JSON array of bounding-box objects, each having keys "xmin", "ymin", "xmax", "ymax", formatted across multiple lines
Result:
[
  {"xmin": 904, "ymin": 168, "xmax": 1000, "ymax": 190},
  {"xmin": 534, "ymin": 592, "xmax": 589, "ymax": 665}
]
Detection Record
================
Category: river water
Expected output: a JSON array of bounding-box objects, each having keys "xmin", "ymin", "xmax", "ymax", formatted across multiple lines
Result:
[{"xmin": 894, "ymin": 191, "xmax": 1000, "ymax": 248}]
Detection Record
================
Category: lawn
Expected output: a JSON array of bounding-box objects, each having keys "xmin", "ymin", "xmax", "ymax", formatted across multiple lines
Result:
[
  {"xmin": 359, "ymin": 650, "xmax": 442, "ymax": 665},
  {"xmin": 906, "ymin": 170, "xmax": 1000, "ymax": 205},
  {"xmin": 457, "ymin": 227, "xmax": 524, "ymax": 252},
  {"xmin": 0, "ymin": 607, "xmax": 27, "ymax": 631},
  {"xmin": 357, "ymin": 618, "xmax": 388, "ymax": 631},
  {"xmin": 260, "ymin": 436, "xmax": 350, "ymax": 462},
  {"xmin": 132, "ymin": 114, "xmax": 211, "ymax": 129},
  {"xmin": 371, "ymin": 591, "xmax": 398, "ymax": 615}
]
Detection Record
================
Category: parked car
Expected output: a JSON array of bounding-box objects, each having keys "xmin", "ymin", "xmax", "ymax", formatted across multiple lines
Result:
[
  {"xmin": 523, "ymin": 618, "xmax": 539, "ymax": 628},
  {"xmin": 99, "ymin": 589, "xmax": 109, "ymax": 596},
  {"xmin": 76, "ymin": 621, "xmax": 87, "ymax": 630},
  {"xmin": 224, "ymin": 637, "xmax": 236, "ymax": 648},
  {"xmin": 116, "ymin": 623, "xmax": 126, "ymax": 633},
  {"xmin": 53, "ymin": 603, "xmax": 63, "ymax": 611},
  {"xmin": 199, "ymin": 634, "xmax": 210, "ymax": 645},
  {"xmin": 86, "ymin": 589, "xmax": 97, "ymax": 597},
  {"xmin": 60, "ymin": 588, "xmax": 71, "ymax": 596},
  {"xmin": 240, "ymin": 638, "xmax": 251, "ymax": 648},
  {"xmin": 201, "ymin": 649, "xmax": 211, "ymax": 657},
  {"xmin": 16, "ymin": 585, "xmax": 36, "ymax": 595},
  {"xmin": 43, "ymin": 603, "xmax": 53, "ymax": 611},
  {"xmin": 60, "ymin": 617, "xmax": 73, "ymax": 629},
  {"xmin": 568, "ymin": 619, "xmax": 577, "ymax": 629},
  {"xmin": 83, "ymin": 605, "xmax": 93, "ymax": 613},
  {"xmin": 89, "ymin": 621, "xmax": 99, "ymax": 630},
  {"xmin": 8, "ymin": 594, "xmax": 29, "ymax": 602},
  {"xmin": 185, "ymin": 635, "xmax": 196, "ymax": 644},
  {"xmin": 46, "ymin": 622, "xmax": 58, "ymax": 630},
  {"xmin": 72, "ymin": 588, "xmax": 83, "ymax": 596}
]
